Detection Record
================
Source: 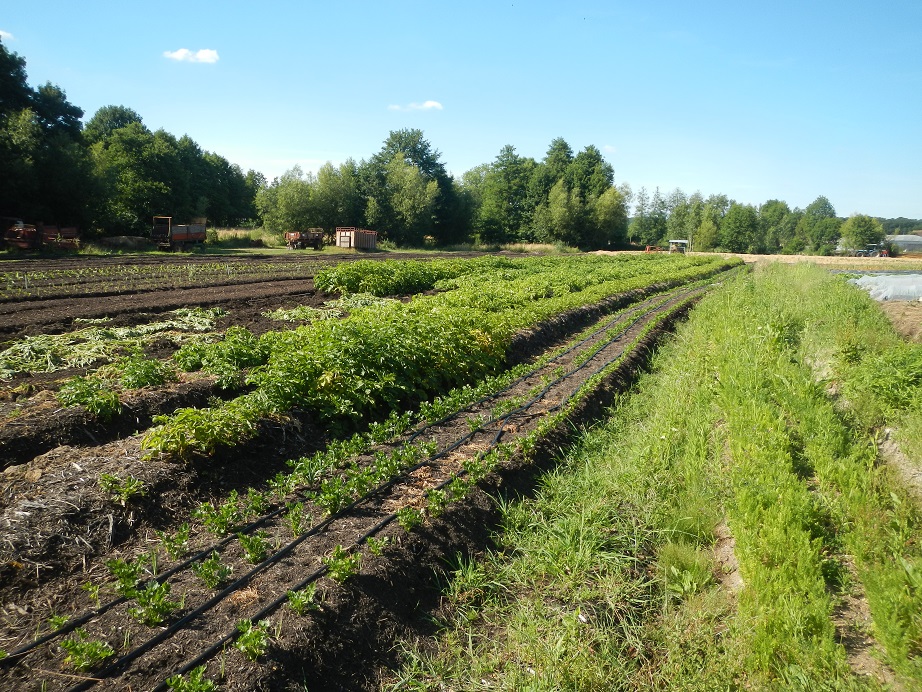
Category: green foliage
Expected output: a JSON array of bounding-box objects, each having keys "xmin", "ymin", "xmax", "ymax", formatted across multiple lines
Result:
[
  {"xmin": 143, "ymin": 394, "xmax": 262, "ymax": 459},
  {"xmin": 47, "ymin": 613, "xmax": 69, "ymax": 630},
  {"xmin": 148, "ymin": 255, "xmax": 738, "ymax": 460},
  {"xmin": 262, "ymin": 305, "xmax": 342, "ymax": 322},
  {"xmin": 165, "ymin": 665, "xmax": 217, "ymax": 692},
  {"xmin": 157, "ymin": 523, "xmax": 191, "ymax": 560},
  {"xmin": 237, "ymin": 530, "xmax": 269, "ymax": 564},
  {"xmin": 287, "ymin": 584, "xmax": 321, "ymax": 615},
  {"xmin": 115, "ymin": 352, "xmax": 174, "ymax": 389},
  {"xmin": 128, "ymin": 580, "xmax": 182, "ymax": 626},
  {"xmin": 192, "ymin": 551, "xmax": 232, "ymax": 589},
  {"xmin": 234, "ymin": 619, "xmax": 270, "ymax": 661},
  {"xmin": 366, "ymin": 536, "xmax": 390, "ymax": 556},
  {"xmin": 192, "ymin": 491, "xmax": 244, "ymax": 536},
  {"xmin": 81, "ymin": 581, "xmax": 102, "ymax": 607},
  {"xmin": 60, "ymin": 629, "xmax": 115, "ymax": 671},
  {"xmin": 323, "ymin": 545, "xmax": 361, "ymax": 583},
  {"xmin": 98, "ymin": 473, "xmax": 146, "ymax": 505},
  {"xmin": 57, "ymin": 375, "xmax": 121, "ymax": 419},
  {"xmin": 106, "ymin": 555, "xmax": 147, "ymax": 597},
  {"xmin": 285, "ymin": 501, "xmax": 306, "ymax": 537},
  {"xmin": 397, "ymin": 505, "xmax": 424, "ymax": 532}
]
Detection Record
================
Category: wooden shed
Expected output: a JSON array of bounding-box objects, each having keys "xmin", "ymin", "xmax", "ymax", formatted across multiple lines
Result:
[{"xmin": 335, "ymin": 227, "xmax": 378, "ymax": 250}]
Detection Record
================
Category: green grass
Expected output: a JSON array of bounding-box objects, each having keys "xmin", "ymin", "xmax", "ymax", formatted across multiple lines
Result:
[{"xmin": 388, "ymin": 263, "xmax": 920, "ymax": 690}]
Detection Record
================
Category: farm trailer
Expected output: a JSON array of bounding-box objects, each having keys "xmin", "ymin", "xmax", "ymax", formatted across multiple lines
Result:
[
  {"xmin": 285, "ymin": 228, "xmax": 325, "ymax": 250},
  {"xmin": 152, "ymin": 216, "xmax": 207, "ymax": 251},
  {"xmin": 2, "ymin": 217, "xmax": 79, "ymax": 250}
]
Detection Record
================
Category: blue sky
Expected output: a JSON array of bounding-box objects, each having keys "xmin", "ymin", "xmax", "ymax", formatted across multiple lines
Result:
[{"xmin": 3, "ymin": 1, "xmax": 921, "ymax": 218}]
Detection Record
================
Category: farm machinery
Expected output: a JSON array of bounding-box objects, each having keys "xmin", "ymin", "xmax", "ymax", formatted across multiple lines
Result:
[
  {"xmin": 2, "ymin": 217, "xmax": 79, "ymax": 250},
  {"xmin": 285, "ymin": 228, "xmax": 325, "ymax": 250},
  {"xmin": 152, "ymin": 216, "xmax": 207, "ymax": 251}
]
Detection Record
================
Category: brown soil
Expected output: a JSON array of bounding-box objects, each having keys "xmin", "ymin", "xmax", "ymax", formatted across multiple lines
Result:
[
  {"xmin": 0, "ymin": 253, "xmax": 735, "ymax": 691},
  {"xmin": 878, "ymin": 301, "xmax": 922, "ymax": 343}
]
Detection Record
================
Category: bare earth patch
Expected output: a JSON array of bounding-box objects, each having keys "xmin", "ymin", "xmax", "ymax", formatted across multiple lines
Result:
[
  {"xmin": 712, "ymin": 519, "xmax": 742, "ymax": 594},
  {"xmin": 878, "ymin": 301, "xmax": 922, "ymax": 343}
]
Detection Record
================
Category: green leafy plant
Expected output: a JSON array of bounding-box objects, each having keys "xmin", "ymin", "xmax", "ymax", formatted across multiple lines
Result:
[
  {"xmin": 286, "ymin": 584, "xmax": 321, "ymax": 615},
  {"xmin": 165, "ymin": 664, "xmax": 217, "ymax": 692},
  {"xmin": 98, "ymin": 473, "xmax": 146, "ymax": 505},
  {"xmin": 234, "ymin": 619, "xmax": 270, "ymax": 661},
  {"xmin": 115, "ymin": 351, "xmax": 175, "ymax": 389},
  {"xmin": 396, "ymin": 506, "xmax": 424, "ymax": 532},
  {"xmin": 366, "ymin": 536, "xmax": 390, "ymax": 556},
  {"xmin": 57, "ymin": 376, "xmax": 121, "ymax": 420},
  {"xmin": 193, "ymin": 491, "xmax": 243, "ymax": 536},
  {"xmin": 81, "ymin": 581, "xmax": 101, "ymax": 608},
  {"xmin": 285, "ymin": 501, "xmax": 306, "ymax": 537},
  {"xmin": 106, "ymin": 555, "xmax": 147, "ymax": 597},
  {"xmin": 157, "ymin": 523, "xmax": 191, "ymax": 560},
  {"xmin": 323, "ymin": 545, "xmax": 361, "ymax": 583},
  {"xmin": 60, "ymin": 628, "xmax": 114, "ymax": 671},
  {"xmin": 237, "ymin": 530, "xmax": 269, "ymax": 564},
  {"xmin": 128, "ymin": 580, "xmax": 183, "ymax": 626},
  {"xmin": 47, "ymin": 613, "xmax": 68, "ymax": 630},
  {"xmin": 242, "ymin": 488, "xmax": 269, "ymax": 519},
  {"xmin": 191, "ymin": 551, "xmax": 232, "ymax": 589}
]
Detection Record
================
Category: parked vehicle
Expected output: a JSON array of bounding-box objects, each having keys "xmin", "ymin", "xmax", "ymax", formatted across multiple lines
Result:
[
  {"xmin": 285, "ymin": 229, "xmax": 324, "ymax": 250},
  {"xmin": 2, "ymin": 217, "xmax": 79, "ymax": 250},
  {"xmin": 152, "ymin": 216, "xmax": 207, "ymax": 251}
]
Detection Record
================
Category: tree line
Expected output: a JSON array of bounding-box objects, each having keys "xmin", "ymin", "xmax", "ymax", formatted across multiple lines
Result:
[
  {"xmin": 0, "ymin": 40, "xmax": 262, "ymax": 235},
  {"xmin": 1, "ymin": 39, "xmax": 911, "ymax": 250}
]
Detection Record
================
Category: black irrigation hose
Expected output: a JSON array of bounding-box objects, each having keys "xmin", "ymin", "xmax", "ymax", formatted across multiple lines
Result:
[
  {"xmin": 50, "ymin": 279, "xmax": 717, "ymax": 689},
  {"xmin": 1, "ymin": 505, "xmax": 289, "ymax": 664},
  {"xmin": 153, "ymin": 289, "xmax": 704, "ymax": 689}
]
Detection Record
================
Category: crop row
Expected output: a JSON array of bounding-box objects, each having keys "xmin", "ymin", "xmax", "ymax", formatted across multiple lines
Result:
[
  {"xmin": 1, "ymin": 277, "xmax": 703, "ymax": 689},
  {"xmin": 0, "ymin": 260, "xmax": 325, "ymax": 301},
  {"xmin": 143, "ymin": 254, "xmax": 740, "ymax": 459}
]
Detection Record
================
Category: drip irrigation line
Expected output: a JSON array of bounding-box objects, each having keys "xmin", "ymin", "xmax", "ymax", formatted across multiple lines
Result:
[
  {"xmin": 152, "ymin": 292, "xmax": 704, "ymax": 688},
  {"xmin": 45, "ymin": 279, "xmax": 714, "ymax": 689},
  {"xmin": 2, "ymin": 506, "xmax": 289, "ymax": 663}
]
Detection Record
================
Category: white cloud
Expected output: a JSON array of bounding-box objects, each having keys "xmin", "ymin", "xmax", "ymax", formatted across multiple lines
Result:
[
  {"xmin": 163, "ymin": 48, "xmax": 220, "ymax": 63},
  {"xmin": 0, "ymin": 30, "xmax": 14, "ymax": 41},
  {"xmin": 387, "ymin": 100, "xmax": 443, "ymax": 112},
  {"xmin": 603, "ymin": 144, "xmax": 617, "ymax": 154}
]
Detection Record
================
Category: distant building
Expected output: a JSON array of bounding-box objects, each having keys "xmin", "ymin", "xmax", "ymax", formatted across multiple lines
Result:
[{"xmin": 887, "ymin": 234, "xmax": 922, "ymax": 253}]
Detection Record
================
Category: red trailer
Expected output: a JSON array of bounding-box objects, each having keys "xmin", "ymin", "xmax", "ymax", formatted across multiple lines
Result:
[{"xmin": 152, "ymin": 216, "xmax": 207, "ymax": 251}]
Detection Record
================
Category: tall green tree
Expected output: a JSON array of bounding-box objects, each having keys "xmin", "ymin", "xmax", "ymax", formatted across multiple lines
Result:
[
  {"xmin": 839, "ymin": 214, "xmax": 884, "ymax": 250},
  {"xmin": 476, "ymin": 145, "xmax": 535, "ymax": 244},
  {"xmin": 720, "ymin": 202, "xmax": 760, "ymax": 253},
  {"xmin": 84, "ymin": 105, "xmax": 144, "ymax": 146}
]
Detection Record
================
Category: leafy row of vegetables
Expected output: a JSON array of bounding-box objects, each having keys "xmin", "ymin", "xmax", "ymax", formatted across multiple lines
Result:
[
  {"xmin": 9, "ymin": 267, "xmax": 712, "ymax": 687},
  {"xmin": 144, "ymin": 254, "xmax": 739, "ymax": 459},
  {"xmin": 41, "ymin": 282, "xmax": 694, "ymax": 690}
]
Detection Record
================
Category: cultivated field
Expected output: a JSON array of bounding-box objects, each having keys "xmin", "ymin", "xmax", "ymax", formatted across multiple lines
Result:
[{"xmin": 0, "ymin": 252, "xmax": 742, "ymax": 690}]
